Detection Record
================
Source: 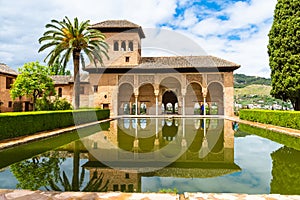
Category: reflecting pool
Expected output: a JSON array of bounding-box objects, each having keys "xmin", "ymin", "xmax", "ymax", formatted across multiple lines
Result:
[{"xmin": 0, "ymin": 118, "xmax": 299, "ymax": 194}]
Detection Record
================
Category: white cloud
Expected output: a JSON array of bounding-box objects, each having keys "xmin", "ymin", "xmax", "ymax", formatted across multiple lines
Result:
[{"xmin": 0, "ymin": 0, "xmax": 277, "ymax": 77}]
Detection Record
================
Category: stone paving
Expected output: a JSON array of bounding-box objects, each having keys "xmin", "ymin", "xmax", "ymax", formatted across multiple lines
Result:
[{"xmin": 1, "ymin": 190, "xmax": 300, "ymax": 200}]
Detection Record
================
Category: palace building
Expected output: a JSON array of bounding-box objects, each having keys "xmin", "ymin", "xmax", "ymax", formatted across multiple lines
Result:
[
  {"xmin": 1, "ymin": 20, "xmax": 240, "ymax": 116},
  {"xmin": 83, "ymin": 20, "xmax": 240, "ymax": 117}
]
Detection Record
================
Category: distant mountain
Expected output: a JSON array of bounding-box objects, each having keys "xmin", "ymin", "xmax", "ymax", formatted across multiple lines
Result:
[{"xmin": 234, "ymin": 74, "xmax": 271, "ymax": 88}]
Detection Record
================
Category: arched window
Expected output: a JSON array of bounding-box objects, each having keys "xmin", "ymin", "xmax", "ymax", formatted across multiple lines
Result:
[
  {"xmin": 121, "ymin": 41, "xmax": 126, "ymax": 51},
  {"xmin": 128, "ymin": 41, "xmax": 133, "ymax": 51},
  {"xmin": 113, "ymin": 41, "xmax": 119, "ymax": 51},
  {"xmin": 58, "ymin": 88, "xmax": 62, "ymax": 97}
]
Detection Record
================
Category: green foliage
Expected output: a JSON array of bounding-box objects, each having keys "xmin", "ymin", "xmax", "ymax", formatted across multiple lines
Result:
[
  {"xmin": 35, "ymin": 96, "xmax": 72, "ymax": 111},
  {"xmin": 239, "ymin": 109, "xmax": 300, "ymax": 130},
  {"xmin": 268, "ymin": 0, "xmax": 300, "ymax": 110},
  {"xmin": 158, "ymin": 188, "xmax": 178, "ymax": 194},
  {"xmin": 0, "ymin": 109, "xmax": 110, "ymax": 140},
  {"xmin": 50, "ymin": 57, "xmax": 71, "ymax": 75},
  {"xmin": 234, "ymin": 74, "xmax": 271, "ymax": 88},
  {"xmin": 10, "ymin": 152, "xmax": 62, "ymax": 190},
  {"xmin": 38, "ymin": 16, "xmax": 109, "ymax": 109},
  {"xmin": 10, "ymin": 62, "xmax": 56, "ymax": 111},
  {"xmin": 271, "ymin": 146, "xmax": 300, "ymax": 195}
]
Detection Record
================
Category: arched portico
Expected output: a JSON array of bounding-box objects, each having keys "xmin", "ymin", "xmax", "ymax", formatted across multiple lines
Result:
[
  {"xmin": 207, "ymin": 82, "xmax": 224, "ymax": 115},
  {"xmin": 185, "ymin": 82, "xmax": 203, "ymax": 115},
  {"xmin": 118, "ymin": 83, "xmax": 134, "ymax": 115},
  {"xmin": 159, "ymin": 77, "xmax": 181, "ymax": 114},
  {"xmin": 116, "ymin": 74, "xmax": 227, "ymax": 116},
  {"xmin": 162, "ymin": 91, "xmax": 178, "ymax": 114},
  {"xmin": 138, "ymin": 84, "xmax": 155, "ymax": 115}
]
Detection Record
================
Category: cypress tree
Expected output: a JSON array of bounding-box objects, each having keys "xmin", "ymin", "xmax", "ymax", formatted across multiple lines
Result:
[{"xmin": 268, "ymin": 0, "xmax": 300, "ymax": 110}]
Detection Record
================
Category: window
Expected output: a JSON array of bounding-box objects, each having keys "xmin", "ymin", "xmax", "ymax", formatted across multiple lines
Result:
[
  {"xmin": 6, "ymin": 77, "xmax": 13, "ymax": 89},
  {"xmin": 128, "ymin": 184, "xmax": 134, "ymax": 192},
  {"xmin": 121, "ymin": 41, "xmax": 126, "ymax": 51},
  {"xmin": 8, "ymin": 101, "xmax": 12, "ymax": 108},
  {"xmin": 93, "ymin": 85, "xmax": 98, "ymax": 93},
  {"xmin": 113, "ymin": 184, "xmax": 119, "ymax": 191},
  {"xmin": 128, "ymin": 41, "xmax": 133, "ymax": 51},
  {"xmin": 125, "ymin": 56, "xmax": 130, "ymax": 62},
  {"xmin": 113, "ymin": 41, "xmax": 119, "ymax": 51},
  {"xmin": 103, "ymin": 103, "xmax": 109, "ymax": 109},
  {"xmin": 121, "ymin": 184, "xmax": 126, "ymax": 192},
  {"xmin": 125, "ymin": 173, "xmax": 130, "ymax": 179},
  {"xmin": 80, "ymin": 86, "xmax": 85, "ymax": 94},
  {"xmin": 58, "ymin": 88, "xmax": 62, "ymax": 97}
]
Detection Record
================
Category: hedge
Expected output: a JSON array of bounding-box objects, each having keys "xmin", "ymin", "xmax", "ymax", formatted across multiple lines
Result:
[
  {"xmin": 239, "ymin": 109, "xmax": 300, "ymax": 130},
  {"xmin": 0, "ymin": 109, "xmax": 110, "ymax": 140}
]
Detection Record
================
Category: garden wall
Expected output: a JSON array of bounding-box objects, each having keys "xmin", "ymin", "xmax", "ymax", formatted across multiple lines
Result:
[
  {"xmin": 239, "ymin": 109, "xmax": 300, "ymax": 130},
  {"xmin": 0, "ymin": 109, "xmax": 110, "ymax": 140}
]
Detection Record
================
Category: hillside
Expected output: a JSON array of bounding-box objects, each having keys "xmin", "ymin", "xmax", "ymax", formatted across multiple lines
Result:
[
  {"xmin": 234, "ymin": 73, "xmax": 271, "ymax": 88},
  {"xmin": 233, "ymin": 74, "xmax": 293, "ymax": 110},
  {"xmin": 235, "ymin": 84, "xmax": 272, "ymax": 96}
]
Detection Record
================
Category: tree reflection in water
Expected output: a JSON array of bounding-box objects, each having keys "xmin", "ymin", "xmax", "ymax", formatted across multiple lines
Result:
[{"xmin": 11, "ymin": 141, "xmax": 109, "ymax": 192}]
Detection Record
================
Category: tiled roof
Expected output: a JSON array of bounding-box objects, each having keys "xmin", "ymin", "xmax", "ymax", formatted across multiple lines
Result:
[
  {"xmin": 51, "ymin": 74, "xmax": 89, "ymax": 84},
  {"xmin": 0, "ymin": 63, "xmax": 18, "ymax": 76},
  {"xmin": 139, "ymin": 56, "xmax": 240, "ymax": 68},
  {"xmin": 86, "ymin": 55, "xmax": 240, "ymax": 70},
  {"xmin": 91, "ymin": 20, "xmax": 141, "ymax": 29},
  {"xmin": 91, "ymin": 20, "xmax": 145, "ymax": 38}
]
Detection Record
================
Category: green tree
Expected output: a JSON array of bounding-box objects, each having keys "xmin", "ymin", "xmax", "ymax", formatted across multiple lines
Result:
[
  {"xmin": 10, "ymin": 62, "xmax": 56, "ymax": 111},
  {"xmin": 268, "ymin": 0, "xmax": 300, "ymax": 110},
  {"xmin": 38, "ymin": 16, "xmax": 109, "ymax": 109},
  {"xmin": 10, "ymin": 153, "xmax": 62, "ymax": 190}
]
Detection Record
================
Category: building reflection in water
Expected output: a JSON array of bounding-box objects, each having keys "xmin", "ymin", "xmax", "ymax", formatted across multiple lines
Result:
[{"xmin": 81, "ymin": 118, "xmax": 240, "ymax": 192}]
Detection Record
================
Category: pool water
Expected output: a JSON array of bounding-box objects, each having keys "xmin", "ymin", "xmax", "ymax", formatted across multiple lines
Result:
[{"xmin": 0, "ymin": 118, "xmax": 299, "ymax": 194}]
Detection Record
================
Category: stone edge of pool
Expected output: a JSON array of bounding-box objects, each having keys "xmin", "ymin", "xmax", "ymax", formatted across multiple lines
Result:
[{"xmin": 1, "ymin": 189, "xmax": 300, "ymax": 200}]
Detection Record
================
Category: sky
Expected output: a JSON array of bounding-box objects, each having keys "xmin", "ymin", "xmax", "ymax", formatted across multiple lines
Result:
[{"xmin": 0, "ymin": 0, "xmax": 277, "ymax": 77}]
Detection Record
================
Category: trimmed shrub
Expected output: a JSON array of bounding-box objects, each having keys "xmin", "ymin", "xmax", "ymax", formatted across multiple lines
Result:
[
  {"xmin": 240, "ymin": 109, "xmax": 300, "ymax": 130},
  {"xmin": 0, "ymin": 109, "xmax": 110, "ymax": 140}
]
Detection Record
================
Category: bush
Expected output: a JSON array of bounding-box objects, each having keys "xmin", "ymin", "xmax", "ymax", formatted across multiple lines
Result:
[
  {"xmin": 239, "ymin": 109, "xmax": 300, "ymax": 130},
  {"xmin": 35, "ymin": 97, "xmax": 72, "ymax": 111},
  {"xmin": 0, "ymin": 109, "xmax": 110, "ymax": 140}
]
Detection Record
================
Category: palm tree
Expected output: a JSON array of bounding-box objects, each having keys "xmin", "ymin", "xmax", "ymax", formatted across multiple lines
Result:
[{"xmin": 38, "ymin": 16, "xmax": 108, "ymax": 109}]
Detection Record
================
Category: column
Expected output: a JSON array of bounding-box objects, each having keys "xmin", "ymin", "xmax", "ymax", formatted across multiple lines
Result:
[
  {"xmin": 135, "ymin": 95, "xmax": 138, "ymax": 115},
  {"xmin": 155, "ymin": 95, "xmax": 158, "ymax": 116},
  {"xmin": 203, "ymin": 96, "xmax": 206, "ymax": 116},
  {"xmin": 202, "ymin": 87, "xmax": 207, "ymax": 116},
  {"xmin": 182, "ymin": 95, "xmax": 185, "ymax": 116}
]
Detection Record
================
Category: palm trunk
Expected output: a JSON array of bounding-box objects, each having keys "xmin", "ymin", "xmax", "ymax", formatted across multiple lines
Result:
[
  {"xmin": 73, "ymin": 50, "xmax": 80, "ymax": 109},
  {"xmin": 72, "ymin": 141, "xmax": 80, "ymax": 191}
]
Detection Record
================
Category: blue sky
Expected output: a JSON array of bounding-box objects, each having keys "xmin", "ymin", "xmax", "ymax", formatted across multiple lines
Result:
[{"xmin": 0, "ymin": 0, "xmax": 277, "ymax": 77}]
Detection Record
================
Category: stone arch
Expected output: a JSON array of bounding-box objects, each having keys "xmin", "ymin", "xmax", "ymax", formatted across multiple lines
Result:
[
  {"xmin": 185, "ymin": 82, "xmax": 203, "ymax": 115},
  {"xmin": 207, "ymin": 82, "xmax": 224, "ymax": 115},
  {"xmin": 159, "ymin": 77, "xmax": 182, "ymax": 114},
  {"xmin": 121, "ymin": 41, "xmax": 126, "ymax": 51},
  {"xmin": 58, "ymin": 87, "xmax": 62, "ymax": 97},
  {"xmin": 162, "ymin": 90, "xmax": 178, "ymax": 114},
  {"xmin": 118, "ymin": 83, "xmax": 134, "ymax": 115},
  {"xmin": 128, "ymin": 41, "xmax": 133, "ymax": 51},
  {"xmin": 138, "ymin": 83, "xmax": 155, "ymax": 115}
]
